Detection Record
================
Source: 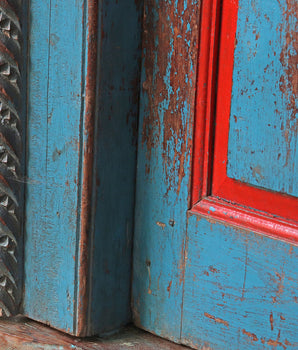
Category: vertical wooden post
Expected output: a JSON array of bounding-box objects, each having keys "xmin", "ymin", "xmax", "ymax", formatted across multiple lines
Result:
[{"xmin": 24, "ymin": 0, "xmax": 143, "ymax": 336}]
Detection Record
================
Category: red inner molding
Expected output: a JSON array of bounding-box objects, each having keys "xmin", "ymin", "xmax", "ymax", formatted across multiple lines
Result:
[{"xmin": 191, "ymin": 0, "xmax": 298, "ymax": 242}]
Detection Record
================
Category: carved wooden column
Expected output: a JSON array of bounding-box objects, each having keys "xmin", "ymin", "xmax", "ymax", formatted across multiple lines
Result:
[{"xmin": 0, "ymin": 0, "xmax": 23, "ymax": 316}]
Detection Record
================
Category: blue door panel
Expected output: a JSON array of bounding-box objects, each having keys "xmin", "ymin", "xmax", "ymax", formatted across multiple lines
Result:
[
  {"xmin": 132, "ymin": 0, "xmax": 298, "ymax": 348},
  {"xmin": 227, "ymin": 0, "xmax": 298, "ymax": 196},
  {"xmin": 182, "ymin": 213, "xmax": 298, "ymax": 349}
]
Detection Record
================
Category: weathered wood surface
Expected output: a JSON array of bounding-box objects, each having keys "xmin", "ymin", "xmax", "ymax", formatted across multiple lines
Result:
[
  {"xmin": 133, "ymin": 0, "xmax": 298, "ymax": 348},
  {"xmin": 25, "ymin": 0, "xmax": 90, "ymax": 334},
  {"xmin": 181, "ymin": 1, "xmax": 298, "ymax": 348},
  {"xmin": 90, "ymin": 0, "xmax": 143, "ymax": 335},
  {"xmin": 132, "ymin": 0, "xmax": 200, "ymax": 342},
  {"xmin": 25, "ymin": 0, "xmax": 142, "ymax": 336},
  {"xmin": 0, "ymin": 318, "xmax": 189, "ymax": 350},
  {"xmin": 182, "ymin": 214, "xmax": 298, "ymax": 349},
  {"xmin": 227, "ymin": 0, "xmax": 298, "ymax": 196}
]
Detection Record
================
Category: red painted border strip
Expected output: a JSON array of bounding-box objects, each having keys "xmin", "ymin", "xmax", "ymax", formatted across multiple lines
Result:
[
  {"xmin": 192, "ymin": 197, "xmax": 298, "ymax": 244},
  {"xmin": 212, "ymin": 0, "xmax": 298, "ymax": 224},
  {"xmin": 191, "ymin": 0, "xmax": 221, "ymax": 205},
  {"xmin": 213, "ymin": 177, "xmax": 298, "ymax": 223}
]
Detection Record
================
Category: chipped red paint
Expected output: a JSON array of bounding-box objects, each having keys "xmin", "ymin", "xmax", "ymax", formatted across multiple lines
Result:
[
  {"xmin": 192, "ymin": 197, "xmax": 298, "ymax": 242},
  {"xmin": 192, "ymin": 0, "xmax": 298, "ymax": 242},
  {"xmin": 191, "ymin": 0, "xmax": 221, "ymax": 203},
  {"xmin": 77, "ymin": 0, "xmax": 98, "ymax": 337},
  {"xmin": 141, "ymin": 0, "xmax": 200, "ymax": 196}
]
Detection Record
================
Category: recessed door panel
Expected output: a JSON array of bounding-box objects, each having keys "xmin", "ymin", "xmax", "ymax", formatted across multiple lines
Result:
[{"xmin": 227, "ymin": 0, "xmax": 298, "ymax": 197}]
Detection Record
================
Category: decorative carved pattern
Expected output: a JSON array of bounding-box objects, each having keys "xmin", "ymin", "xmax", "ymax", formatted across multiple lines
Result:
[{"xmin": 0, "ymin": 0, "xmax": 22, "ymax": 317}]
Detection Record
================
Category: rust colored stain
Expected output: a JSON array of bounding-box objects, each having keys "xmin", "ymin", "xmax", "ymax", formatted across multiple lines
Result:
[
  {"xmin": 167, "ymin": 280, "xmax": 172, "ymax": 297},
  {"xmin": 208, "ymin": 266, "xmax": 219, "ymax": 273},
  {"xmin": 275, "ymin": 271, "xmax": 285, "ymax": 298},
  {"xmin": 270, "ymin": 312, "xmax": 274, "ymax": 331},
  {"xmin": 77, "ymin": 0, "xmax": 99, "ymax": 337},
  {"xmin": 279, "ymin": 0, "xmax": 298, "ymax": 167},
  {"xmin": 146, "ymin": 259, "xmax": 152, "ymax": 295},
  {"xmin": 261, "ymin": 330, "xmax": 288, "ymax": 350},
  {"xmin": 204, "ymin": 312, "xmax": 229, "ymax": 328},
  {"xmin": 242, "ymin": 329, "xmax": 258, "ymax": 342},
  {"xmin": 141, "ymin": 0, "xmax": 200, "ymax": 196},
  {"xmin": 179, "ymin": 235, "xmax": 188, "ymax": 286}
]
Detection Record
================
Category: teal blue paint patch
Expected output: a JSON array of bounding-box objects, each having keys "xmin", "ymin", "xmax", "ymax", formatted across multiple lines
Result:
[
  {"xmin": 182, "ymin": 214, "xmax": 298, "ymax": 349},
  {"xmin": 227, "ymin": 0, "xmax": 298, "ymax": 197}
]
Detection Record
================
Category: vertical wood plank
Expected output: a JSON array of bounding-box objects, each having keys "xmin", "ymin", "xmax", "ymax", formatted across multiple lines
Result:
[
  {"xmin": 25, "ymin": 0, "xmax": 85, "ymax": 334},
  {"xmin": 132, "ymin": 0, "xmax": 200, "ymax": 341},
  {"xmin": 90, "ymin": 0, "xmax": 143, "ymax": 335}
]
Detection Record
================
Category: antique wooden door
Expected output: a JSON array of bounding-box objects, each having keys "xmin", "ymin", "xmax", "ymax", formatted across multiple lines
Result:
[
  {"xmin": 1, "ymin": 0, "xmax": 297, "ymax": 347},
  {"xmin": 132, "ymin": 0, "xmax": 298, "ymax": 349}
]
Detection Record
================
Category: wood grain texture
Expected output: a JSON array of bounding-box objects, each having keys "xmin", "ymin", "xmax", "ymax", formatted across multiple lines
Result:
[
  {"xmin": 89, "ymin": 0, "xmax": 143, "ymax": 336},
  {"xmin": 0, "ymin": 318, "xmax": 189, "ymax": 350},
  {"xmin": 25, "ymin": 0, "xmax": 142, "ymax": 336},
  {"xmin": 227, "ymin": 0, "xmax": 298, "ymax": 196},
  {"xmin": 182, "ymin": 213, "xmax": 298, "ymax": 350},
  {"xmin": 24, "ymin": 0, "xmax": 90, "ymax": 335},
  {"xmin": 133, "ymin": 0, "xmax": 298, "ymax": 348},
  {"xmin": 132, "ymin": 0, "xmax": 200, "ymax": 342}
]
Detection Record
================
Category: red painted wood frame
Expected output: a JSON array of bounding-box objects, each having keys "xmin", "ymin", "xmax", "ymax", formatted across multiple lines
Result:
[{"xmin": 191, "ymin": 0, "xmax": 298, "ymax": 242}]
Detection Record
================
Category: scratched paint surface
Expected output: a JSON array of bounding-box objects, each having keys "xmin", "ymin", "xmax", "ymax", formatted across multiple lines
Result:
[
  {"xmin": 132, "ymin": 0, "xmax": 200, "ymax": 341},
  {"xmin": 90, "ymin": 0, "xmax": 143, "ymax": 335},
  {"xmin": 182, "ymin": 213, "xmax": 298, "ymax": 349},
  {"xmin": 227, "ymin": 0, "xmax": 298, "ymax": 197},
  {"xmin": 25, "ymin": 0, "xmax": 85, "ymax": 333}
]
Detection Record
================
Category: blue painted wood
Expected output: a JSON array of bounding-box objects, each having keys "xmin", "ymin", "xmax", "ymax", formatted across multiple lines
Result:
[
  {"xmin": 133, "ymin": 0, "xmax": 298, "ymax": 348},
  {"xmin": 24, "ymin": 0, "xmax": 85, "ymax": 333},
  {"xmin": 227, "ymin": 0, "xmax": 298, "ymax": 196},
  {"xmin": 182, "ymin": 213, "xmax": 298, "ymax": 349},
  {"xmin": 90, "ymin": 0, "xmax": 143, "ymax": 335},
  {"xmin": 25, "ymin": 0, "xmax": 143, "ymax": 336},
  {"xmin": 132, "ymin": 0, "xmax": 200, "ymax": 342}
]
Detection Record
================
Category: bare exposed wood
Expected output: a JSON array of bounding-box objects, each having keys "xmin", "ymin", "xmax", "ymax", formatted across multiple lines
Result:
[{"xmin": 0, "ymin": 318, "xmax": 191, "ymax": 349}]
